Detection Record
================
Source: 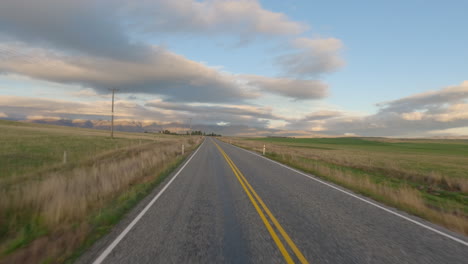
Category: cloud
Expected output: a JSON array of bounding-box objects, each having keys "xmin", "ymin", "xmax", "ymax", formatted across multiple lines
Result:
[
  {"xmin": 145, "ymin": 99, "xmax": 286, "ymax": 126},
  {"xmin": 0, "ymin": 0, "xmax": 351, "ymax": 135},
  {"xmin": 0, "ymin": 0, "xmax": 341, "ymax": 105},
  {"xmin": 299, "ymin": 110, "xmax": 342, "ymax": 121},
  {"xmin": 0, "ymin": 43, "xmax": 330, "ymax": 103},
  {"xmin": 216, "ymin": 121, "xmax": 230, "ymax": 126},
  {"xmin": 277, "ymin": 37, "xmax": 345, "ymax": 77},
  {"xmin": 428, "ymin": 127, "xmax": 468, "ymax": 137},
  {"xmin": 0, "ymin": 0, "xmax": 151, "ymax": 61},
  {"xmin": 284, "ymin": 110, "xmax": 343, "ymax": 130},
  {"xmin": 70, "ymin": 88, "xmax": 99, "ymax": 98},
  {"xmin": 26, "ymin": 115, "xmax": 61, "ymax": 121},
  {"xmin": 285, "ymin": 81, "xmax": 468, "ymax": 137},
  {"xmin": 401, "ymin": 111, "xmax": 424, "ymax": 121},
  {"xmin": 0, "ymin": 0, "xmax": 306, "ymax": 60},
  {"xmin": 0, "ymin": 95, "xmax": 280, "ymax": 129},
  {"xmin": 127, "ymin": 0, "xmax": 306, "ymax": 37},
  {"xmin": 0, "ymin": 43, "xmax": 257, "ymax": 103},
  {"xmin": 7, "ymin": 80, "xmax": 468, "ymax": 137},
  {"xmin": 0, "ymin": 95, "xmax": 196, "ymax": 126},
  {"xmin": 0, "ymin": 112, "xmax": 8, "ymax": 118},
  {"xmin": 242, "ymin": 75, "xmax": 328, "ymax": 100},
  {"xmin": 0, "ymin": 95, "xmax": 112, "ymax": 120},
  {"xmin": 377, "ymin": 80, "xmax": 468, "ymax": 113}
]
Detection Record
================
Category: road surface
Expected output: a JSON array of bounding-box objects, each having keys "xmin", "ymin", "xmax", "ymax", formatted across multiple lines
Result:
[{"xmin": 79, "ymin": 138, "xmax": 468, "ymax": 263}]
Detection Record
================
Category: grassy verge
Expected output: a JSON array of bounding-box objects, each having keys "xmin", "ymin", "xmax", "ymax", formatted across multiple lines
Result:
[
  {"xmin": 0, "ymin": 120, "xmax": 203, "ymax": 263},
  {"xmin": 0, "ymin": 119, "xmax": 172, "ymax": 181},
  {"xmin": 220, "ymin": 137, "xmax": 468, "ymax": 235},
  {"xmin": 64, "ymin": 152, "xmax": 191, "ymax": 264}
]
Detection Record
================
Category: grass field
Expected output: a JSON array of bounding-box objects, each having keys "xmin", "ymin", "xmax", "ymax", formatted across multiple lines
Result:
[
  {"xmin": 0, "ymin": 120, "xmax": 202, "ymax": 264},
  {"xmin": 0, "ymin": 119, "xmax": 170, "ymax": 181},
  {"xmin": 221, "ymin": 137, "xmax": 468, "ymax": 235}
]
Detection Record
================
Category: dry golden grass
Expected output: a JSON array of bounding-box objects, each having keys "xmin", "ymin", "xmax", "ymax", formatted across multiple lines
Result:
[
  {"xmin": 1, "ymin": 141, "xmax": 188, "ymax": 226},
  {"xmin": 229, "ymin": 138, "xmax": 468, "ymax": 192},
  {"xmin": 0, "ymin": 121, "xmax": 203, "ymax": 263},
  {"xmin": 222, "ymin": 137, "xmax": 468, "ymax": 235}
]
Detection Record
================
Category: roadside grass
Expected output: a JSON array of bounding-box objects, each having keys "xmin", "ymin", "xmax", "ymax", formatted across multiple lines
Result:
[
  {"xmin": 0, "ymin": 120, "xmax": 202, "ymax": 263},
  {"xmin": 0, "ymin": 119, "xmax": 169, "ymax": 181},
  {"xmin": 221, "ymin": 137, "xmax": 468, "ymax": 235},
  {"xmin": 65, "ymin": 153, "xmax": 187, "ymax": 264}
]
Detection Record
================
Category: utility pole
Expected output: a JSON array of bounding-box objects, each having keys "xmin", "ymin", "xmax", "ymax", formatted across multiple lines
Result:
[
  {"xmin": 110, "ymin": 88, "xmax": 119, "ymax": 138},
  {"xmin": 189, "ymin": 118, "xmax": 192, "ymax": 137}
]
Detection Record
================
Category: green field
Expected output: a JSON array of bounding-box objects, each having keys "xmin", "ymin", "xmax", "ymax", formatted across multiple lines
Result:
[
  {"xmin": 0, "ymin": 120, "xmax": 201, "ymax": 263},
  {"xmin": 254, "ymin": 137, "xmax": 468, "ymax": 155},
  {"xmin": 0, "ymin": 119, "xmax": 172, "ymax": 181},
  {"xmin": 225, "ymin": 136, "xmax": 468, "ymax": 235},
  {"xmin": 253, "ymin": 137, "xmax": 468, "ymax": 181}
]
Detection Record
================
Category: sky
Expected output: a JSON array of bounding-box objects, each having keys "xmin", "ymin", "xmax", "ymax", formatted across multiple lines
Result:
[{"xmin": 0, "ymin": 0, "xmax": 467, "ymax": 137}]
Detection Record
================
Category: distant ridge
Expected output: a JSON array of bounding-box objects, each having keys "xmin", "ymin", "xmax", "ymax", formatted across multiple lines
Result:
[{"xmin": 6, "ymin": 118, "xmax": 467, "ymax": 139}]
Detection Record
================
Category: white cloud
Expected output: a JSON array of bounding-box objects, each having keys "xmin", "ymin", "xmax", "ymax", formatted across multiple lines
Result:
[
  {"xmin": 277, "ymin": 37, "xmax": 345, "ymax": 77},
  {"xmin": 242, "ymin": 75, "xmax": 328, "ymax": 100},
  {"xmin": 0, "ymin": 95, "xmax": 281, "ymax": 128},
  {"xmin": 71, "ymin": 88, "xmax": 99, "ymax": 98},
  {"xmin": 26, "ymin": 115, "xmax": 61, "ymax": 120},
  {"xmin": 5, "ymin": 80, "xmax": 468, "ymax": 137},
  {"xmin": 0, "ymin": 112, "xmax": 8, "ymax": 118},
  {"xmin": 279, "ymin": 81, "xmax": 468, "ymax": 137},
  {"xmin": 428, "ymin": 126, "xmax": 468, "ymax": 136},
  {"xmin": 0, "ymin": 0, "xmax": 352, "ymax": 136},
  {"xmin": 0, "ymin": 0, "xmax": 344, "ymax": 108},
  {"xmin": 145, "ymin": 99, "xmax": 287, "ymax": 126},
  {"xmin": 0, "ymin": 0, "xmax": 307, "ymax": 60},
  {"xmin": 0, "ymin": 43, "xmax": 257, "ymax": 103},
  {"xmin": 128, "ymin": 0, "xmax": 306, "ymax": 37},
  {"xmin": 301, "ymin": 110, "xmax": 343, "ymax": 121},
  {"xmin": 377, "ymin": 80, "xmax": 468, "ymax": 113},
  {"xmin": 216, "ymin": 121, "xmax": 230, "ymax": 126},
  {"xmin": 401, "ymin": 111, "xmax": 424, "ymax": 121}
]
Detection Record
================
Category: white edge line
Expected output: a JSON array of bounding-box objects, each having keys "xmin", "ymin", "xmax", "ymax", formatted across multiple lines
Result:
[
  {"xmin": 92, "ymin": 139, "xmax": 206, "ymax": 264},
  {"xmin": 223, "ymin": 141, "xmax": 468, "ymax": 247}
]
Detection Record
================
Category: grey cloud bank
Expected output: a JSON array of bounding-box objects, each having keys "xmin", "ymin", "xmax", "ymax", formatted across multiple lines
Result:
[
  {"xmin": 0, "ymin": 0, "xmax": 151, "ymax": 61},
  {"xmin": 0, "ymin": 0, "xmax": 335, "ymax": 103},
  {"xmin": 0, "ymin": 44, "xmax": 256, "ymax": 103}
]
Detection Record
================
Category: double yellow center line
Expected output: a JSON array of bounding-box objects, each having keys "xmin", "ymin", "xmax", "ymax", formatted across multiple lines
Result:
[{"xmin": 214, "ymin": 141, "xmax": 309, "ymax": 264}]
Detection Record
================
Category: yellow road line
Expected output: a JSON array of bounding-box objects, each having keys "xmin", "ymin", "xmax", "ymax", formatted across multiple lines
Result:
[
  {"xmin": 214, "ymin": 143, "xmax": 294, "ymax": 263},
  {"xmin": 226, "ymin": 152, "xmax": 310, "ymax": 264},
  {"xmin": 214, "ymin": 141, "xmax": 309, "ymax": 264}
]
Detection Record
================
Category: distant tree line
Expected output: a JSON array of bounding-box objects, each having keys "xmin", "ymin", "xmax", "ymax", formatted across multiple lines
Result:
[
  {"xmin": 157, "ymin": 130, "xmax": 221, "ymax": 136},
  {"xmin": 205, "ymin": 132, "xmax": 222, "ymax": 137},
  {"xmin": 187, "ymin": 130, "xmax": 203, "ymax": 135}
]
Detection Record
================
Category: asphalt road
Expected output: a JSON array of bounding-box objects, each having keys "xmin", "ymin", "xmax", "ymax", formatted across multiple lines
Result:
[{"xmin": 79, "ymin": 138, "xmax": 468, "ymax": 264}]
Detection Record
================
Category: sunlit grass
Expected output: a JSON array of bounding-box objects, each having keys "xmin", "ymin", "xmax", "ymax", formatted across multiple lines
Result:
[
  {"xmin": 0, "ymin": 120, "xmax": 202, "ymax": 263},
  {"xmin": 0, "ymin": 119, "xmax": 170, "ymax": 180}
]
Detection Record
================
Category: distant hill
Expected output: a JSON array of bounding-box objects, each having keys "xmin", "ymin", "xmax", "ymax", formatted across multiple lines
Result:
[
  {"xmin": 16, "ymin": 117, "xmax": 322, "ymax": 137},
  {"xmin": 22, "ymin": 118, "xmax": 165, "ymax": 133},
  {"xmin": 14, "ymin": 117, "xmax": 467, "ymax": 139}
]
